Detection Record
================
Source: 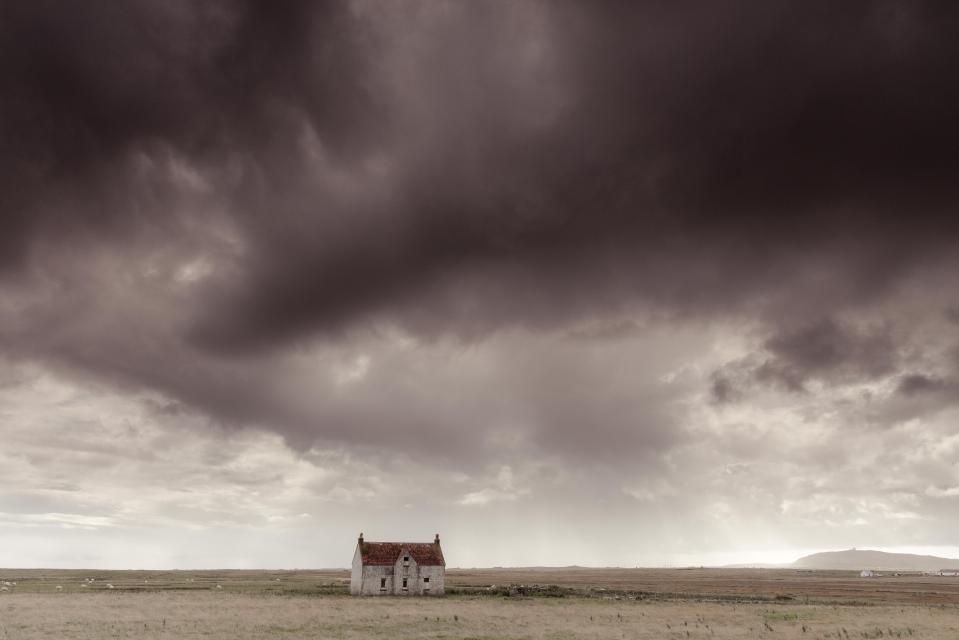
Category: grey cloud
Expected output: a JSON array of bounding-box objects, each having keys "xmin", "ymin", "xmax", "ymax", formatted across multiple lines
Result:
[
  {"xmin": 709, "ymin": 374, "xmax": 740, "ymax": 405},
  {"xmin": 5, "ymin": 1, "xmax": 959, "ymax": 353},
  {"xmin": 761, "ymin": 319, "xmax": 897, "ymax": 390},
  {"xmin": 869, "ymin": 372, "xmax": 959, "ymax": 426},
  {"xmin": 4, "ymin": 1, "xmax": 959, "ymax": 567},
  {"xmin": 4, "ymin": 0, "xmax": 958, "ymax": 460},
  {"xmin": 710, "ymin": 358, "xmax": 755, "ymax": 404},
  {"xmin": 897, "ymin": 373, "xmax": 950, "ymax": 396},
  {"xmin": 711, "ymin": 318, "xmax": 898, "ymax": 401}
]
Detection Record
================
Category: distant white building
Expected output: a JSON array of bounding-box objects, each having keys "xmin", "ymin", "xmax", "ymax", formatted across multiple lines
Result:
[
  {"xmin": 860, "ymin": 569, "xmax": 874, "ymax": 577},
  {"xmin": 350, "ymin": 533, "xmax": 445, "ymax": 596}
]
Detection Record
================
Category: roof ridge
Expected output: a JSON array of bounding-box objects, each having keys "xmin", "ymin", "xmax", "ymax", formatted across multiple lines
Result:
[
  {"xmin": 358, "ymin": 540, "xmax": 446, "ymax": 566},
  {"xmin": 362, "ymin": 541, "xmax": 439, "ymax": 545}
]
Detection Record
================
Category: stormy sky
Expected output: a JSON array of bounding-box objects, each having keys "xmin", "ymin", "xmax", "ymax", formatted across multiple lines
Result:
[{"xmin": 2, "ymin": 0, "xmax": 959, "ymax": 568}]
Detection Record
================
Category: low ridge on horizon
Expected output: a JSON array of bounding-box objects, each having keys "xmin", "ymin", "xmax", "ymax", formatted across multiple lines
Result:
[{"xmin": 792, "ymin": 549, "xmax": 959, "ymax": 571}]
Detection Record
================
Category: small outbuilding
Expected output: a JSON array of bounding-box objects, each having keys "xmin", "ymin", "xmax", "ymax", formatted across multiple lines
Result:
[{"xmin": 350, "ymin": 533, "xmax": 445, "ymax": 596}]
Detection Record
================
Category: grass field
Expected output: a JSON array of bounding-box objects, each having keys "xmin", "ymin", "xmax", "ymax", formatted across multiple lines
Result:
[{"xmin": 1, "ymin": 568, "xmax": 958, "ymax": 638}]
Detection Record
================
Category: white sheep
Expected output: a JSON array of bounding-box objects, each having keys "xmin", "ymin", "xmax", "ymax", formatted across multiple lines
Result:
[
  {"xmin": 107, "ymin": 583, "xmax": 115, "ymax": 589},
  {"xmin": 0, "ymin": 586, "xmax": 8, "ymax": 592},
  {"xmin": 215, "ymin": 584, "xmax": 222, "ymax": 590},
  {"xmin": 56, "ymin": 585, "xmax": 63, "ymax": 591}
]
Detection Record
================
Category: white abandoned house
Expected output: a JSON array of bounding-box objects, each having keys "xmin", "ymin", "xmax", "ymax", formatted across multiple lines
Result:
[{"xmin": 351, "ymin": 533, "xmax": 445, "ymax": 596}]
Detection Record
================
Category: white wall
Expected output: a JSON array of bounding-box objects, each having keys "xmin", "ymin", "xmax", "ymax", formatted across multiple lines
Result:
[{"xmin": 350, "ymin": 544, "xmax": 363, "ymax": 595}]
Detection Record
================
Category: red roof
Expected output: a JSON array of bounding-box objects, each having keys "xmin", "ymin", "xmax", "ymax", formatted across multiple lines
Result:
[{"xmin": 359, "ymin": 541, "xmax": 445, "ymax": 566}]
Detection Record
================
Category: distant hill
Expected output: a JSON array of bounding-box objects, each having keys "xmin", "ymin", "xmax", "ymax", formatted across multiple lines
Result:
[{"xmin": 793, "ymin": 549, "xmax": 959, "ymax": 571}]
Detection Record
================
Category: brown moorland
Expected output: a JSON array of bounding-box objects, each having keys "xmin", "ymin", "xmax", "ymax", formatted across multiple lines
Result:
[
  {"xmin": 1, "ymin": 567, "xmax": 959, "ymax": 604},
  {"xmin": 449, "ymin": 567, "xmax": 959, "ymax": 605},
  {"xmin": 2, "ymin": 568, "xmax": 959, "ymax": 639}
]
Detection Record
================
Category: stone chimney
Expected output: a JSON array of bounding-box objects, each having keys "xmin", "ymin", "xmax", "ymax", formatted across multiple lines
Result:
[
  {"xmin": 435, "ymin": 533, "xmax": 440, "ymax": 544},
  {"xmin": 358, "ymin": 532, "xmax": 364, "ymax": 545}
]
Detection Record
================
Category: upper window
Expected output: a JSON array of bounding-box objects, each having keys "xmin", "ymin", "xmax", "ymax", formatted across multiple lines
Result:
[
  {"xmin": 424, "ymin": 577, "xmax": 430, "ymax": 583},
  {"xmin": 403, "ymin": 556, "xmax": 409, "ymax": 562}
]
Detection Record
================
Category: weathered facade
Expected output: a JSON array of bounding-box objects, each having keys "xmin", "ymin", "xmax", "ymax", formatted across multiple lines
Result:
[{"xmin": 350, "ymin": 533, "xmax": 445, "ymax": 596}]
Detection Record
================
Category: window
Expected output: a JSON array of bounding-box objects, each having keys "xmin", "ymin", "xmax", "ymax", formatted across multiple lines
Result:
[
  {"xmin": 403, "ymin": 556, "xmax": 409, "ymax": 562},
  {"xmin": 423, "ymin": 577, "xmax": 430, "ymax": 583},
  {"xmin": 380, "ymin": 578, "xmax": 386, "ymax": 588},
  {"xmin": 402, "ymin": 578, "xmax": 407, "ymax": 588}
]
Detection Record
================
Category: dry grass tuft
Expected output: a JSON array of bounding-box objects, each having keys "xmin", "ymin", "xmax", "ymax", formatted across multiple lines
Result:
[{"xmin": 0, "ymin": 591, "xmax": 957, "ymax": 639}]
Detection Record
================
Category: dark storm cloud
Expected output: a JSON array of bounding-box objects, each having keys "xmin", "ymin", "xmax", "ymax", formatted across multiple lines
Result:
[
  {"xmin": 3, "ymin": 0, "xmax": 959, "ymax": 457},
  {"xmin": 190, "ymin": 0, "xmax": 959, "ymax": 350},
  {"xmin": 0, "ymin": 0, "xmax": 379, "ymax": 267},
  {"xmin": 6, "ymin": 2, "xmax": 959, "ymax": 339}
]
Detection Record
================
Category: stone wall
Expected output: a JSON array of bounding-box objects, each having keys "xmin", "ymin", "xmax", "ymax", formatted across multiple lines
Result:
[
  {"xmin": 418, "ymin": 563, "xmax": 445, "ymax": 595},
  {"xmin": 360, "ymin": 564, "xmax": 395, "ymax": 595}
]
